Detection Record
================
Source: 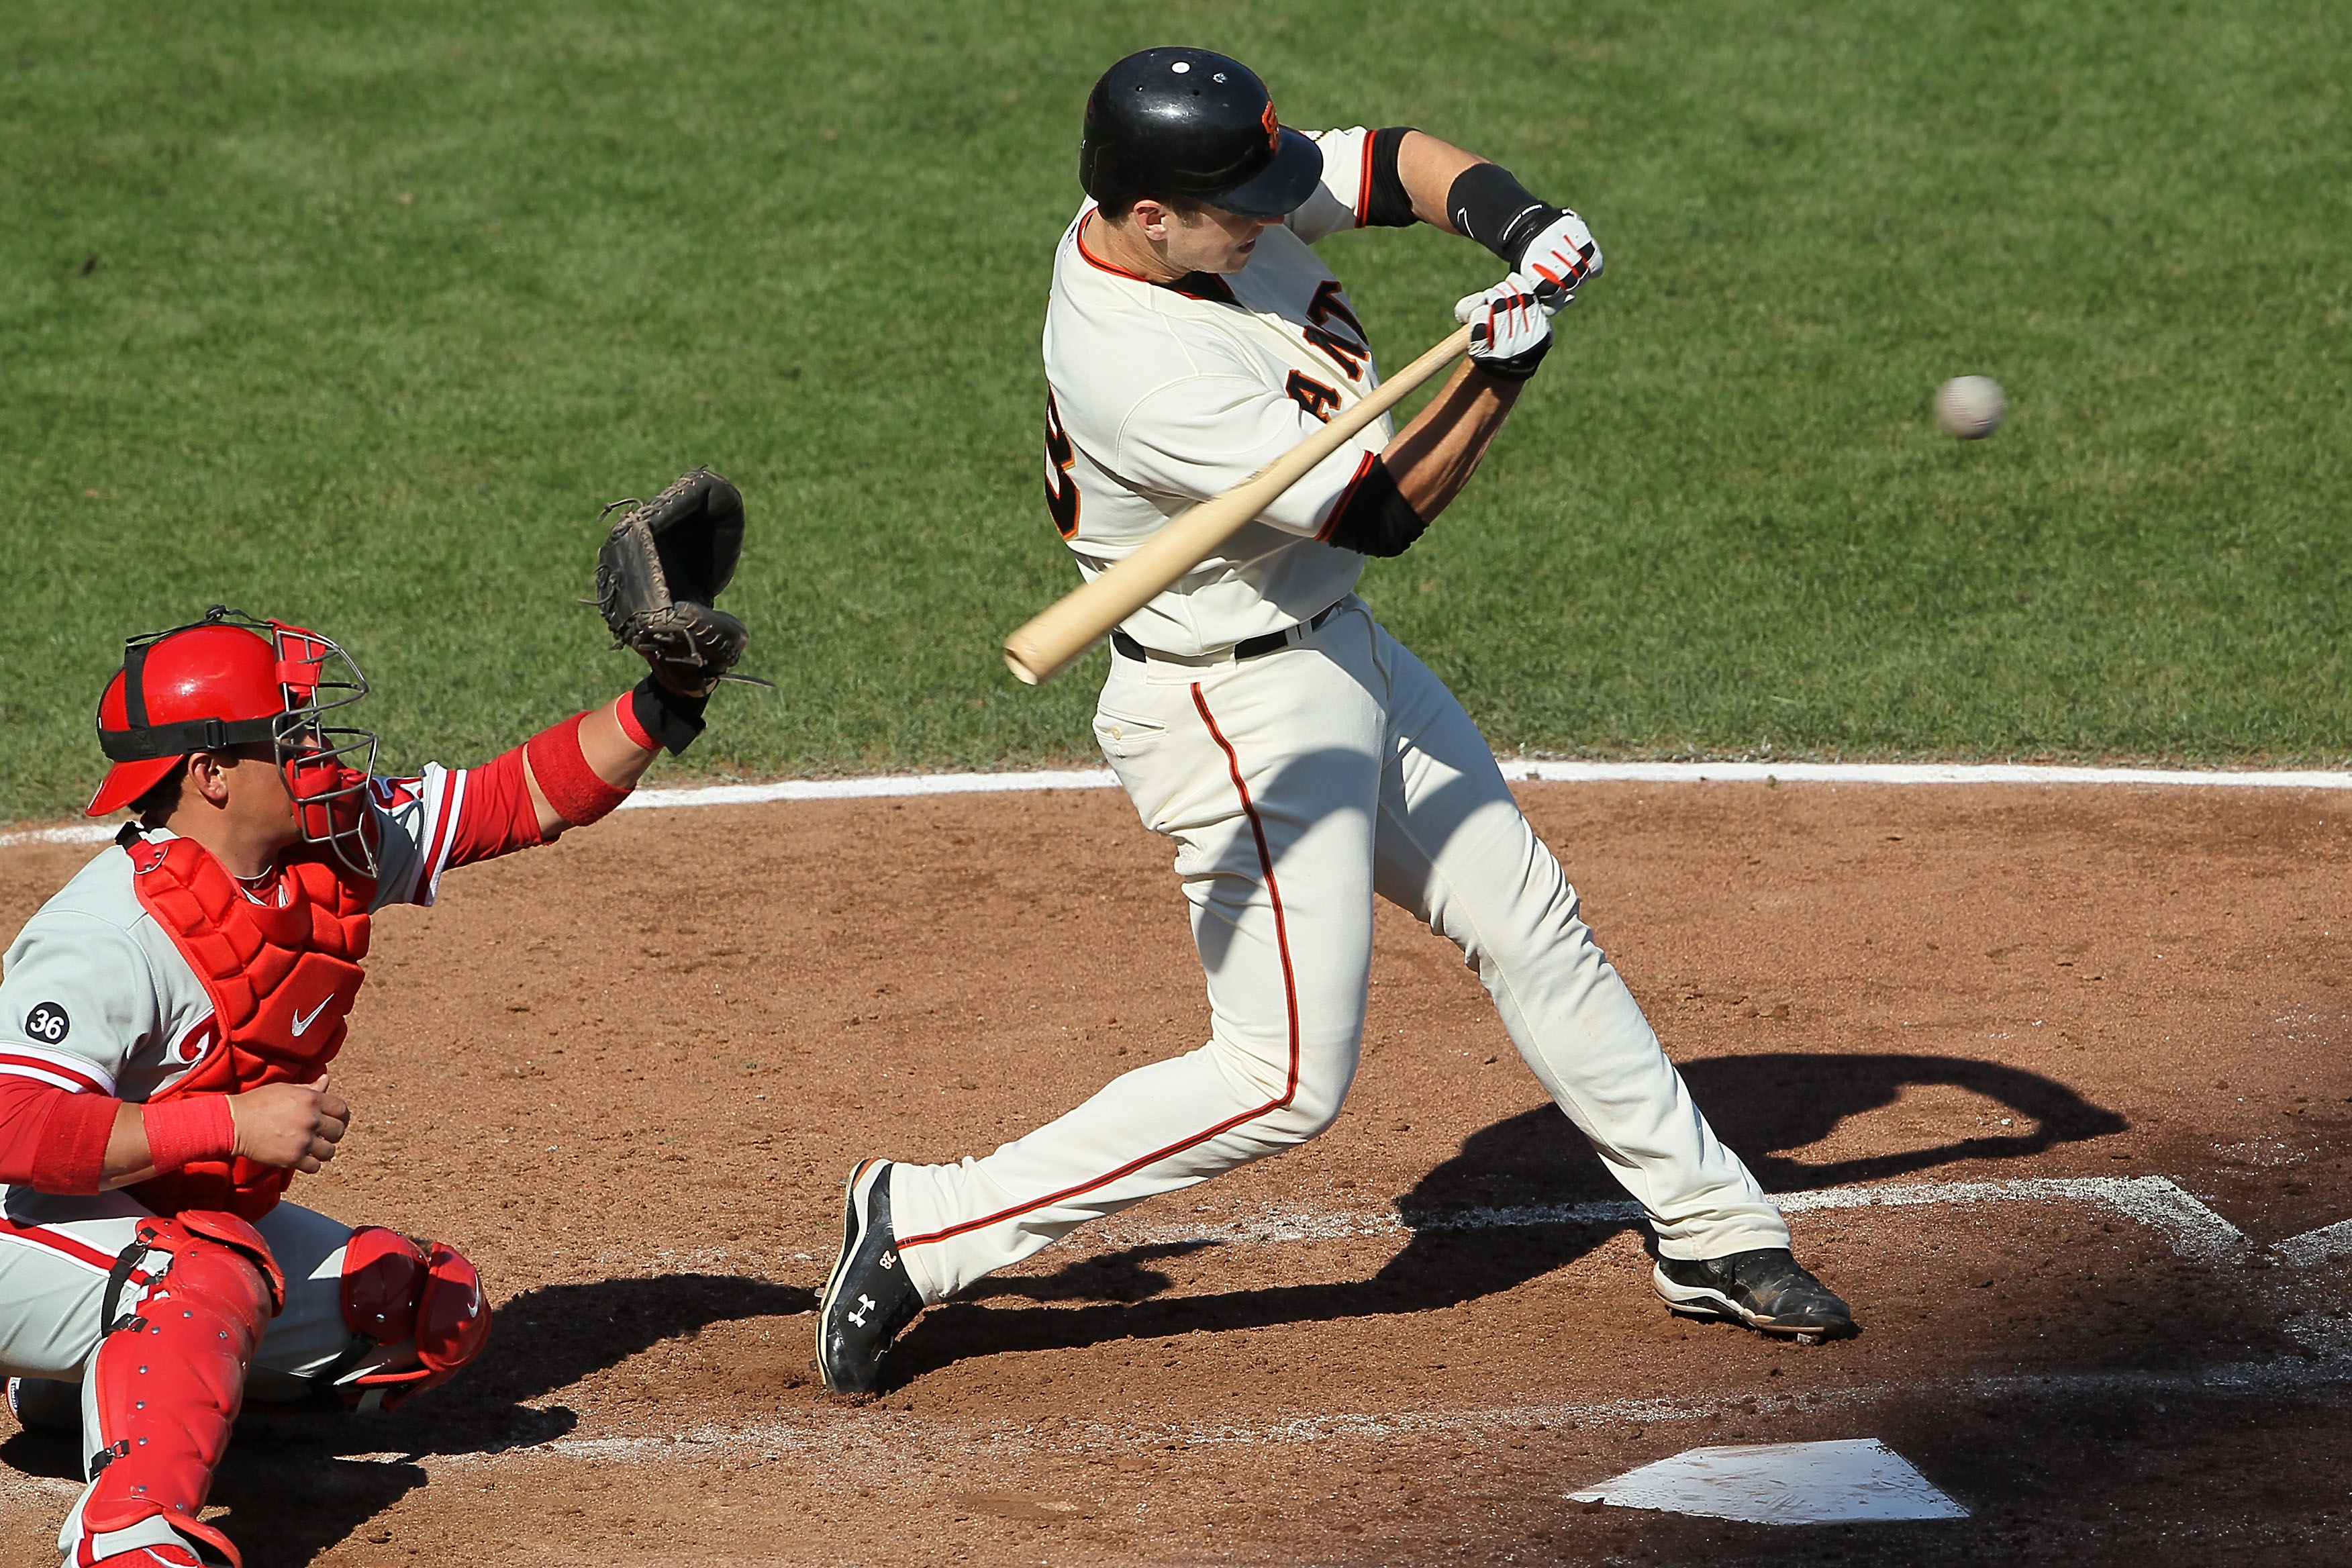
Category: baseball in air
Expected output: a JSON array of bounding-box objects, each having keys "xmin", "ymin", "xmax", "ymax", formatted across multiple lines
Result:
[{"xmin": 1934, "ymin": 375, "xmax": 2006, "ymax": 440}]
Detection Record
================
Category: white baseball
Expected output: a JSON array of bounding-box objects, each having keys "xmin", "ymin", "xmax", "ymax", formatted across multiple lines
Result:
[{"xmin": 1934, "ymin": 375, "xmax": 2006, "ymax": 440}]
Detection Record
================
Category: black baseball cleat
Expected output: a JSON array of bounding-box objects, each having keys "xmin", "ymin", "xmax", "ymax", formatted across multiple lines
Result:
[
  {"xmin": 816, "ymin": 1159, "xmax": 926, "ymax": 1394},
  {"xmin": 1652, "ymin": 1248, "xmax": 1856, "ymax": 1340}
]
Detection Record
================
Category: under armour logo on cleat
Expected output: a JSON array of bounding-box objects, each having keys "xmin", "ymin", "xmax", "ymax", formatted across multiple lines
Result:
[{"xmin": 846, "ymin": 1293, "xmax": 876, "ymax": 1327}]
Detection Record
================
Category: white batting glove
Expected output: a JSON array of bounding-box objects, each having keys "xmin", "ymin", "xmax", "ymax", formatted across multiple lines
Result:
[
  {"xmin": 1454, "ymin": 274, "xmax": 1553, "ymax": 381},
  {"xmin": 1515, "ymin": 208, "xmax": 1602, "ymax": 313}
]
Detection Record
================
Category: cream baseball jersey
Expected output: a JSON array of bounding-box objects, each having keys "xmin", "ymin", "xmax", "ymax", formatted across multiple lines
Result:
[
  {"xmin": 1043, "ymin": 127, "xmax": 1401, "ymax": 656},
  {"xmin": 0, "ymin": 768, "xmax": 472, "ymax": 1109}
]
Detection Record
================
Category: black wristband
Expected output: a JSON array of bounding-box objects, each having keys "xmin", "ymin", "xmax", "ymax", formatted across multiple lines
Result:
[
  {"xmin": 1445, "ymin": 162, "xmax": 1563, "ymax": 269},
  {"xmin": 630, "ymin": 676, "xmax": 709, "ymax": 757}
]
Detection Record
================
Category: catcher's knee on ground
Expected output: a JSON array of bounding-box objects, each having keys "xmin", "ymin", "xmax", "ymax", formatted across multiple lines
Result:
[
  {"xmin": 62, "ymin": 1212, "xmax": 282, "ymax": 1568},
  {"xmin": 246, "ymin": 1226, "xmax": 492, "ymax": 1413}
]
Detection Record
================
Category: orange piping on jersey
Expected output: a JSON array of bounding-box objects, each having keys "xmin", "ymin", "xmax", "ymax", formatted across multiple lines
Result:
[
  {"xmin": 1355, "ymin": 132, "xmax": 1376, "ymax": 228},
  {"xmin": 895, "ymin": 685, "xmax": 1302, "ymax": 1253},
  {"xmin": 1074, "ymin": 210, "xmax": 1155, "ymax": 283},
  {"xmin": 1314, "ymin": 450, "xmax": 1381, "ymax": 542}
]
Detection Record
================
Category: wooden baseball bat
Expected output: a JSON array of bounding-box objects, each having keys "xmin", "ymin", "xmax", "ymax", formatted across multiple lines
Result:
[{"xmin": 1003, "ymin": 322, "xmax": 1477, "ymax": 685}]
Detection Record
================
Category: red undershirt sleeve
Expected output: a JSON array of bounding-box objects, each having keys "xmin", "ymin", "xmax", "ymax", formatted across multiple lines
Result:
[{"xmin": 0, "ymin": 1077, "xmax": 121, "ymax": 1195}]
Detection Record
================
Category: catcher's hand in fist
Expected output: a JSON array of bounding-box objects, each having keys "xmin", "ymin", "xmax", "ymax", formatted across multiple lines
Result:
[
  {"xmin": 230, "ymin": 1075, "xmax": 349, "ymax": 1174},
  {"xmin": 595, "ymin": 468, "xmax": 757, "ymax": 695},
  {"xmin": 1514, "ymin": 208, "xmax": 1602, "ymax": 312},
  {"xmin": 1455, "ymin": 275, "xmax": 1554, "ymax": 382}
]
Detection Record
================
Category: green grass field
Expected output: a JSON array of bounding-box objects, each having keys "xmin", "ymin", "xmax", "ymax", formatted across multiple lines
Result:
[{"xmin": 3, "ymin": 1, "xmax": 2346, "ymax": 822}]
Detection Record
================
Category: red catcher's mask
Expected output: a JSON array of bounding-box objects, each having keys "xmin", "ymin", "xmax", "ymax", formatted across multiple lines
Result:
[{"xmin": 90, "ymin": 606, "xmax": 381, "ymax": 878}]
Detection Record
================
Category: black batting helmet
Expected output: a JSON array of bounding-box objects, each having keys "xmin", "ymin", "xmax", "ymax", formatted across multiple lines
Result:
[{"xmin": 1078, "ymin": 48, "xmax": 1324, "ymax": 219}]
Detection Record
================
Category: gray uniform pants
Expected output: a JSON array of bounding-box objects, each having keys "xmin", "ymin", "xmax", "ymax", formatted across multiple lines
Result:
[{"xmin": 0, "ymin": 1185, "xmax": 370, "ymax": 1560}]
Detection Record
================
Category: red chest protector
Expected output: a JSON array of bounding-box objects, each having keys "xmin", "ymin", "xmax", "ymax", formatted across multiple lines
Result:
[{"xmin": 125, "ymin": 832, "xmax": 374, "ymax": 1219}]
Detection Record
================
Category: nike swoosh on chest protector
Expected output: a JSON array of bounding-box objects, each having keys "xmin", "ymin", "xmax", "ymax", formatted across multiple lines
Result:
[{"xmin": 291, "ymin": 997, "xmax": 334, "ymax": 1036}]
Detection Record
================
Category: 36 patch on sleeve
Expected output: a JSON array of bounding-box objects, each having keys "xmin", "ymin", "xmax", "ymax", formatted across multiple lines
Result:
[{"xmin": 22, "ymin": 1002, "xmax": 70, "ymax": 1045}]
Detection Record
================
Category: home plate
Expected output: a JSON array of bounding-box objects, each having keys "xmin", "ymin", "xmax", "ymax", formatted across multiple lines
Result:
[{"xmin": 1569, "ymin": 1438, "xmax": 1967, "ymax": 1524}]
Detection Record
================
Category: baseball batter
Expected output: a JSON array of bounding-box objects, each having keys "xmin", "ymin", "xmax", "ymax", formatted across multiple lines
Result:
[
  {"xmin": 816, "ymin": 48, "xmax": 1853, "ymax": 1395},
  {"xmin": 0, "ymin": 475, "xmax": 750, "ymax": 1568}
]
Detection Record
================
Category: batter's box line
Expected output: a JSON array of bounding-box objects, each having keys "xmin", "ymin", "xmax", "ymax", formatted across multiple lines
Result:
[{"xmin": 1090, "ymin": 1175, "xmax": 2346, "ymax": 1270}]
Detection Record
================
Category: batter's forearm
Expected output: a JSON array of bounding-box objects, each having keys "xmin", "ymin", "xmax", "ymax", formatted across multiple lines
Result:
[
  {"xmin": 1395, "ymin": 132, "xmax": 1484, "ymax": 232},
  {"xmin": 1397, "ymin": 134, "xmax": 1592, "ymax": 294},
  {"xmin": 1378, "ymin": 361, "xmax": 1521, "ymax": 521},
  {"xmin": 1395, "ymin": 133, "xmax": 1569, "ymax": 264}
]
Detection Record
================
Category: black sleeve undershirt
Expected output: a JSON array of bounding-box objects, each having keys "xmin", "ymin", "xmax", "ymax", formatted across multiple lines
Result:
[
  {"xmin": 1361, "ymin": 127, "xmax": 1418, "ymax": 228},
  {"xmin": 1323, "ymin": 456, "xmax": 1427, "ymax": 557}
]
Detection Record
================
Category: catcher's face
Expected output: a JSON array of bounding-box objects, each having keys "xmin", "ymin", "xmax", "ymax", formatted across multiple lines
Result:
[{"xmin": 201, "ymin": 745, "xmax": 303, "ymax": 852}]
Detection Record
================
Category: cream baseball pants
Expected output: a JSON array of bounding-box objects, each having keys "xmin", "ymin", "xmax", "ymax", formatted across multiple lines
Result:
[{"xmin": 889, "ymin": 598, "xmax": 1786, "ymax": 1301}]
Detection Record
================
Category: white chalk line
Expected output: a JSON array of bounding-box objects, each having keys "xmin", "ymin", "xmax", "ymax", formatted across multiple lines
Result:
[
  {"xmin": 1085, "ymin": 1175, "xmax": 2261, "ymax": 1268},
  {"xmin": 7, "ymin": 758, "xmax": 2350, "ymax": 848},
  {"xmin": 408, "ymin": 1162, "xmax": 2348, "ymax": 1469},
  {"xmin": 2276, "ymin": 1216, "xmax": 2352, "ymax": 1269}
]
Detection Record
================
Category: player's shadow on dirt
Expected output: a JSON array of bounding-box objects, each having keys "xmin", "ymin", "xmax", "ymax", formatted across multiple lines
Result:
[
  {"xmin": 891, "ymin": 1054, "xmax": 2123, "ymax": 1385},
  {"xmin": 61, "ymin": 1272, "xmax": 818, "ymax": 1567},
  {"xmin": 1677, "ymin": 1051, "xmax": 2126, "ymax": 1189}
]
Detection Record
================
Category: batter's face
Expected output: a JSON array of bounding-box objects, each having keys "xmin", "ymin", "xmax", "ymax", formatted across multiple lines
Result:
[
  {"xmin": 1168, "ymin": 204, "xmax": 1282, "ymax": 273},
  {"xmin": 1123, "ymin": 199, "xmax": 1283, "ymax": 276}
]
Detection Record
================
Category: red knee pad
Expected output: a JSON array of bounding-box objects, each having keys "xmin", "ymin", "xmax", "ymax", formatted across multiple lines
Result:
[
  {"xmin": 72, "ymin": 1214, "xmax": 281, "ymax": 1568},
  {"xmin": 337, "ymin": 1227, "xmax": 493, "ymax": 1412}
]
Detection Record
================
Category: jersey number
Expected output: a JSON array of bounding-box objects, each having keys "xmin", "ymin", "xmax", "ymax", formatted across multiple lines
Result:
[
  {"xmin": 1043, "ymin": 393, "xmax": 1081, "ymax": 539},
  {"xmin": 1286, "ymin": 371, "xmax": 1341, "ymax": 424}
]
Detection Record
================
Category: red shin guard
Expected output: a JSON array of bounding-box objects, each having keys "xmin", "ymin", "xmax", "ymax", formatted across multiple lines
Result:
[{"xmin": 70, "ymin": 1214, "xmax": 282, "ymax": 1568}]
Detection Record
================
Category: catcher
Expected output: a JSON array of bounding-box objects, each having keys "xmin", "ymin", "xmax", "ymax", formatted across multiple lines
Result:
[{"xmin": 0, "ymin": 471, "xmax": 750, "ymax": 1568}]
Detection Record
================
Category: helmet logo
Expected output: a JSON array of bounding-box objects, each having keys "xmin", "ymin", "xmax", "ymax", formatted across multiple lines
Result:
[{"xmin": 1262, "ymin": 101, "xmax": 1279, "ymax": 150}]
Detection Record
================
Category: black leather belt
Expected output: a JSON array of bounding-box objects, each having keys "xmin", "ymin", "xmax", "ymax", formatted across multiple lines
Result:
[{"xmin": 1112, "ymin": 601, "xmax": 1340, "ymax": 664}]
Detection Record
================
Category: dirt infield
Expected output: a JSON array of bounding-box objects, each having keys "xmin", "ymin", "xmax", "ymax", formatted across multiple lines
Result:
[{"xmin": 4, "ymin": 779, "xmax": 2350, "ymax": 1566}]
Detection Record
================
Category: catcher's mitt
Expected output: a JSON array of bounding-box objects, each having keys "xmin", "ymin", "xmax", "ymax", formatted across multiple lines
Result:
[{"xmin": 594, "ymin": 468, "xmax": 756, "ymax": 692}]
